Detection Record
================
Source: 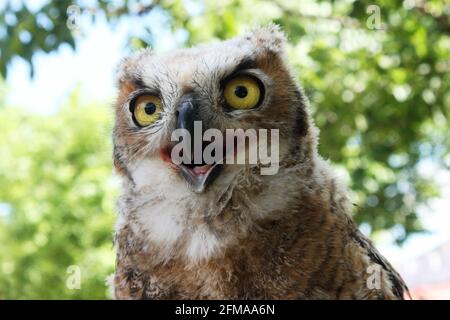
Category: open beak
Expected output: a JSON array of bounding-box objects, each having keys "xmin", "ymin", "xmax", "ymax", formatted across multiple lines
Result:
[
  {"xmin": 178, "ymin": 162, "xmax": 223, "ymax": 193},
  {"xmin": 162, "ymin": 94, "xmax": 224, "ymax": 193},
  {"xmin": 161, "ymin": 143, "xmax": 224, "ymax": 193}
]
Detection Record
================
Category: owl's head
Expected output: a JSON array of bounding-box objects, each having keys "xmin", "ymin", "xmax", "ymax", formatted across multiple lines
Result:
[{"xmin": 113, "ymin": 25, "xmax": 316, "ymax": 198}]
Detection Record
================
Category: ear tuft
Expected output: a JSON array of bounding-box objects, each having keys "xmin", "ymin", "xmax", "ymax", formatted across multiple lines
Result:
[
  {"xmin": 246, "ymin": 23, "xmax": 287, "ymax": 54},
  {"xmin": 115, "ymin": 48, "xmax": 152, "ymax": 87},
  {"xmin": 115, "ymin": 56, "xmax": 133, "ymax": 87}
]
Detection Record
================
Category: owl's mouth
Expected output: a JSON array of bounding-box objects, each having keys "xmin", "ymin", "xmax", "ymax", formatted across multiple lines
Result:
[
  {"xmin": 160, "ymin": 144, "xmax": 224, "ymax": 193},
  {"xmin": 179, "ymin": 162, "xmax": 224, "ymax": 193}
]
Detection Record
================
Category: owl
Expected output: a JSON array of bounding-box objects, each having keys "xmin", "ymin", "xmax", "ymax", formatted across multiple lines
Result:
[{"xmin": 110, "ymin": 25, "xmax": 409, "ymax": 299}]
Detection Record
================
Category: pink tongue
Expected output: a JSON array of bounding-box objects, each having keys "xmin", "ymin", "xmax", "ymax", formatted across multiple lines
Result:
[{"xmin": 192, "ymin": 165, "xmax": 211, "ymax": 175}]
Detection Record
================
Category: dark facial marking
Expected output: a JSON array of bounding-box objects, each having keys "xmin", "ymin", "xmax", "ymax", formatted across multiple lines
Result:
[
  {"xmin": 132, "ymin": 76, "xmax": 146, "ymax": 88},
  {"xmin": 220, "ymin": 57, "xmax": 257, "ymax": 87}
]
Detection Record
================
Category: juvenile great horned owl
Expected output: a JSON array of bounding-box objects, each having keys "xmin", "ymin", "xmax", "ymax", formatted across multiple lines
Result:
[{"xmin": 111, "ymin": 25, "xmax": 408, "ymax": 299}]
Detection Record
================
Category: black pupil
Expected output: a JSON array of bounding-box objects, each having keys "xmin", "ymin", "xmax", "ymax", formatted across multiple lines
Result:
[
  {"xmin": 234, "ymin": 85, "xmax": 248, "ymax": 98},
  {"xmin": 144, "ymin": 102, "xmax": 156, "ymax": 115}
]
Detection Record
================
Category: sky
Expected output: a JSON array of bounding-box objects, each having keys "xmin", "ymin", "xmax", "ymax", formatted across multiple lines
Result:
[{"xmin": 3, "ymin": 2, "xmax": 450, "ymax": 271}]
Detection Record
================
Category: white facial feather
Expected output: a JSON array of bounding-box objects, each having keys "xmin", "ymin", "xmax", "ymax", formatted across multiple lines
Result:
[
  {"xmin": 121, "ymin": 156, "xmax": 301, "ymax": 263},
  {"xmin": 124, "ymin": 158, "xmax": 231, "ymax": 262}
]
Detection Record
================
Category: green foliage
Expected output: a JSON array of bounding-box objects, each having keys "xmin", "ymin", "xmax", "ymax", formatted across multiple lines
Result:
[
  {"xmin": 1, "ymin": 0, "xmax": 74, "ymax": 77},
  {"xmin": 0, "ymin": 97, "xmax": 117, "ymax": 299},
  {"xmin": 0, "ymin": 0, "xmax": 148, "ymax": 76}
]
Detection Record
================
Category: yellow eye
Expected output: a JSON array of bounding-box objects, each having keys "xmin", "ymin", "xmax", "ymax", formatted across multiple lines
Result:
[
  {"xmin": 223, "ymin": 76, "xmax": 262, "ymax": 109},
  {"xmin": 132, "ymin": 95, "xmax": 162, "ymax": 127}
]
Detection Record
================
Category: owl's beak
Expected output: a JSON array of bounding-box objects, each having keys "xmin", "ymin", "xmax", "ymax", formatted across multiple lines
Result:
[
  {"xmin": 171, "ymin": 95, "xmax": 223, "ymax": 193},
  {"xmin": 176, "ymin": 96, "xmax": 196, "ymax": 141},
  {"xmin": 178, "ymin": 162, "xmax": 223, "ymax": 193}
]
